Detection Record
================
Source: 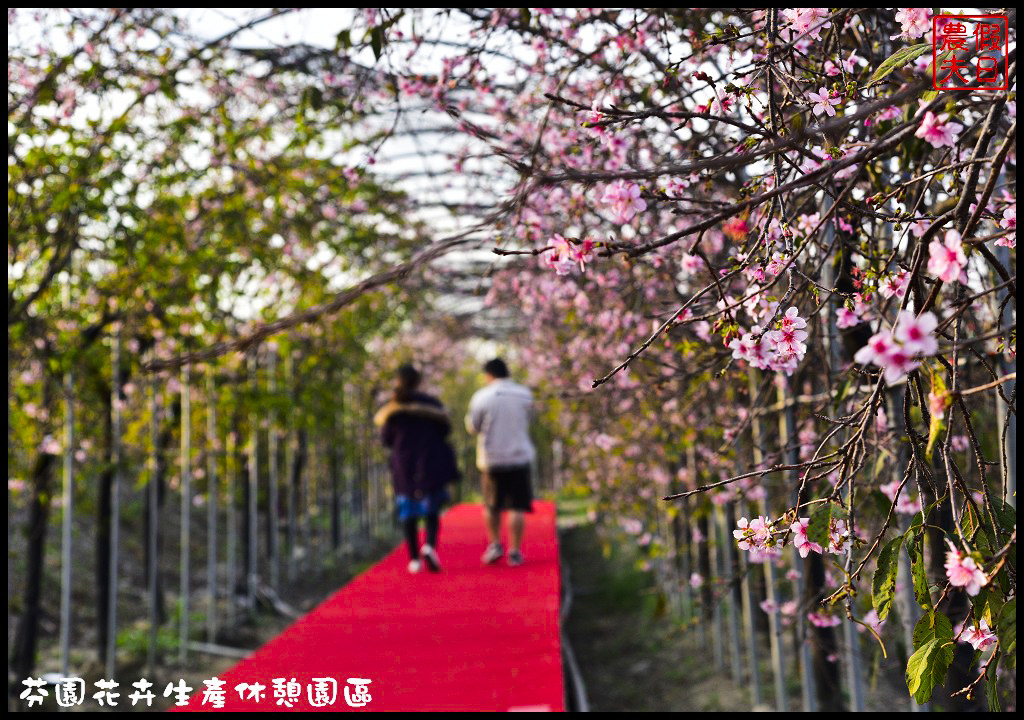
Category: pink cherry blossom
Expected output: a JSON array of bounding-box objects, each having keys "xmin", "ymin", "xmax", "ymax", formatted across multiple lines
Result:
[
  {"xmin": 766, "ymin": 252, "xmax": 787, "ymax": 276},
  {"xmin": 855, "ymin": 311, "xmax": 939, "ymax": 384},
  {"xmin": 879, "ymin": 479, "xmax": 923, "ymax": 515},
  {"xmin": 927, "ymin": 229, "xmax": 967, "ymax": 283},
  {"xmin": 782, "ymin": 8, "xmax": 829, "ymax": 41},
  {"xmin": 997, "ymin": 206, "xmax": 1015, "ymax": 248},
  {"xmin": 836, "ymin": 306, "xmax": 861, "ymax": 329},
  {"xmin": 915, "ymin": 111, "xmax": 963, "ymax": 149},
  {"xmin": 734, "ymin": 515, "xmax": 775, "ymax": 552},
  {"xmin": 959, "ymin": 619, "xmax": 997, "ymax": 651},
  {"xmin": 808, "ymin": 610, "xmax": 842, "ymax": 628},
  {"xmin": 827, "ymin": 518, "xmax": 852, "ymax": 554},
  {"xmin": 791, "ymin": 517, "xmax": 823, "ymax": 558},
  {"xmin": 806, "ymin": 87, "xmax": 841, "ymax": 117},
  {"xmin": 877, "ymin": 105, "xmax": 903, "ymax": 122},
  {"xmin": 38, "ymin": 435, "xmax": 61, "ymax": 455},
  {"xmin": 853, "ymin": 331, "xmax": 898, "ymax": 366},
  {"xmin": 891, "ymin": 8, "xmax": 932, "ymax": 40},
  {"xmin": 944, "ymin": 541, "xmax": 988, "ymax": 596},
  {"xmin": 857, "ymin": 608, "xmax": 885, "ymax": 634},
  {"xmin": 893, "ymin": 310, "xmax": 939, "ymax": 356},
  {"xmin": 600, "ymin": 179, "xmax": 647, "ymax": 224}
]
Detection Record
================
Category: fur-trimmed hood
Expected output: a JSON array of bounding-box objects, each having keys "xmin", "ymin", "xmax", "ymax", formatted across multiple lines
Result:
[{"xmin": 373, "ymin": 400, "xmax": 451, "ymax": 428}]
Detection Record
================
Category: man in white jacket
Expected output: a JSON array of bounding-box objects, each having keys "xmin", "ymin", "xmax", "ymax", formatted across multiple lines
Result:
[{"xmin": 465, "ymin": 358, "xmax": 535, "ymax": 566}]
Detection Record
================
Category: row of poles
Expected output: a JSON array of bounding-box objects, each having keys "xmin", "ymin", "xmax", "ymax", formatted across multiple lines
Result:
[
  {"xmin": 651, "ymin": 371, "xmax": 930, "ymax": 711},
  {"xmin": 646, "ymin": 232, "xmax": 1015, "ymax": 711},
  {"xmin": 45, "ymin": 333, "xmax": 397, "ymax": 686}
]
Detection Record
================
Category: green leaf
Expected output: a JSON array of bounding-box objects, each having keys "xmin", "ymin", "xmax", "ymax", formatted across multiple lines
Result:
[
  {"xmin": 871, "ymin": 451, "xmax": 888, "ymax": 480},
  {"xmin": 872, "ymin": 536, "xmax": 901, "ymax": 621},
  {"xmin": 977, "ymin": 586, "xmax": 1003, "ymax": 627},
  {"xmin": 925, "ymin": 48, "xmax": 957, "ymax": 85},
  {"xmin": 833, "ymin": 378, "xmax": 852, "ymax": 411},
  {"xmin": 807, "ymin": 503, "xmax": 833, "ymax": 551},
  {"xmin": 906, "ymin": 637, "xmax": 953, "ymax": 704},
  {"xmin": 987, "ymin": 654, "xmax": 1001, "ymax": 711},
  {"xmin": 991, "ymin": 499, "xmax": 1016, "ymax": 534},
  {"xmin": 370, "ymin": 26, "xmax": 383, "ymax": 60},
  {"xmin": 925, "ymin": 370, "xmax": 947, "ymax": 461},
  {"xmin": 979, "ymin": 530, "xmax": 997, "ymax": 559},
  {"xmin": 869, "ymin": 43, "xmax": 932, "ymax": 85},
  {"xmin": 913, "ymin": 610, "xmax": 953, "ymax": 650},
  {"xmin": 998, "ymin": 598, "xmax": 1016, "ymax": 667},
  {"xmin": 905, "ymin": 532, "xmax": 931, "ymax": 610}
]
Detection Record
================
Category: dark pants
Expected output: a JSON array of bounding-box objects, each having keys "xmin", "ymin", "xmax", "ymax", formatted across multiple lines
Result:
[{"xmin": 404, "ymin": 513, "xmax": 439, "ymax": 559}]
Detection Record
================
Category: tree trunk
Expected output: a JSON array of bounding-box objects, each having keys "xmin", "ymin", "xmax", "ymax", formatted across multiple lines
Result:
[
  {"xmin": 804, "ymin": 552, "xmax": 843, "ymax": 710},
  {"xmin": 696, "ymin": 512, "xmax": 713, "ymax": 619},
  {"xmin": 12, "ymin": 444, "xmax": 57, "ymax": 682},
  {"xmin": 95, "ymin": 387, "xmax": 113, "ymax": 665},
  {"xmin": 143, "ymin": 394, "xmax": 177, "ymax": 626}
]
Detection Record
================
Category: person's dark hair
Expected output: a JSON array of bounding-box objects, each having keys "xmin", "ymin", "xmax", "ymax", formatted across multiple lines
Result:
[
  {"xmin": 483, "ymin": 358, "xmax": 509, "ymax": 379},
  {"xmin": 394, "ymin": 363, "xmax": 421, "ymax": 403}
]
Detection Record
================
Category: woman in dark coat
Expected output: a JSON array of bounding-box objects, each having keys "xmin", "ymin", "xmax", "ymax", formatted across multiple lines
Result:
[{"xmin": 373, "ymin": 364, "xmax": 459, "ymax": 573}]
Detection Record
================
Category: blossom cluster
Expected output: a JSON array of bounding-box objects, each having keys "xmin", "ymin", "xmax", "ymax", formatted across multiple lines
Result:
[
  {"xmin": 542, "ymin": 234, "xmax": 595, "ymax": 275},
  {"xmin": 790, "ymin": 516, "xmax": 852, "ymax": 558},
  {"xmin": 879, "ymin": 479, "xmax": 923, "ymax": 515},
  {"xmin": 733, "ymin": 515, "xmax": 777, "ymax": 554},
  {"xmin": 600, "ymin": 180, "xmax": 647, "ymax": 225},
  {"xmin": 853, "ymin": 310, "xmax": 939, "ymax": 385},
  {"xmin": 728, "ymin": 307, "xmax": 808, "ymax": 376}
]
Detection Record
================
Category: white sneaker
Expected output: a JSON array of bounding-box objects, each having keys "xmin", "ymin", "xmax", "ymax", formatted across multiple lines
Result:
[
  {"xmin": 421, "ymin": 544, "xmax": 442, "ymax": 573},
  {"xmin": 507, "ymin": 550, "xmax": 524, "ymax": 567},
  {"xmin": 408, "ymin": 559, "xmax": 421, "ymax": 574},
  {"xmin": 481, "ymin": 542, "xmax": 504, "ymax": 565}
]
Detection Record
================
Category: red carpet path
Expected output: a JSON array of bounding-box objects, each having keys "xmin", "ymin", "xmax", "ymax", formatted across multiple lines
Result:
[{"xmin": 177, "ymin": 501, "xmax": 564, "ymax": 712}]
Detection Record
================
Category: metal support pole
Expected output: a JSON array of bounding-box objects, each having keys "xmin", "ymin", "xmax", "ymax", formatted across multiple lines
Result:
[
  {"xmin": 268, "ymin": 348, "xmax": 280, "ymax": 593},
  {"xmin": 730, "ymin": 406, "xmax": 763, "ymax": 704},
  {"xmin": 59, "ymin": 286, "xmax": 74, "ymax": 679},
  {"xmin": 301, "ymin": 425, "xmax": 311, "ymax": 574},
  {"xmin": 106, "ymin": 328, "xmax": 122, "ymax": 680},
  {"xmin": 888, "ymin": 386, "xmax": 928, "ymax": 711},
  {"xmin": 749, "ymin": 368, "xmax": 788, "ymax": 711},
  {"xmin": 179, "ymin": 364, "xmax": 191, "ymax": 662},
  {"xmin": 285, "ymin": 351, "xmax": 297, "ymax": 582},
  {"xmin": 778, "ymin": 377, "xmax": 817, "ymax": 712},
  {"xmin": 739, "ymin": 526, "xmax": 764, "ymax": 706},
  {"xmin": 205, "ymin": 370, "xmax": 218, "ymax": 643},
  {"xmin": 686, "ymin": 443, "xmax": 706, "ymax": 649},
  {"xmin": 820, "ymin": 202, "xmax": 866, "ymax": 712},
  {"xmin": 225, "ymin": 421, "xmax": 237, "ymax": 627},
  {"xmin": 675, "ymin": 491, "xmax": 694, "ymax": 625},
  {"xmin": 147, "ymin": 377, "xmax": 160, "ymax": 677},
  {"xmin": 656, "ymin": 496, "xmax": 682, "ymax": 616},
  {"xmin": 247, "ymin": 354, "xmax": 259, "ymax": 610},
  {"xmin": 716, "ymin": 502, "xmax": 743, "ymax": 682},
  {"xmin": 995, "ymin": 243, "xmax": 1016, "ymax": 507}
]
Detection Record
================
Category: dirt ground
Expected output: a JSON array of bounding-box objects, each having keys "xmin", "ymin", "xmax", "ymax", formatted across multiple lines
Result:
[{"xmin": 561, "ymin": 522, "xmax": 753, "ymax": 712}]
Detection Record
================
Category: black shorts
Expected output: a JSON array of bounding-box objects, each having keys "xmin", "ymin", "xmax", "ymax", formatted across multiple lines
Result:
[{"xmin": 482, "ymin": 465, "xmax": 533, "ymax": 512}]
